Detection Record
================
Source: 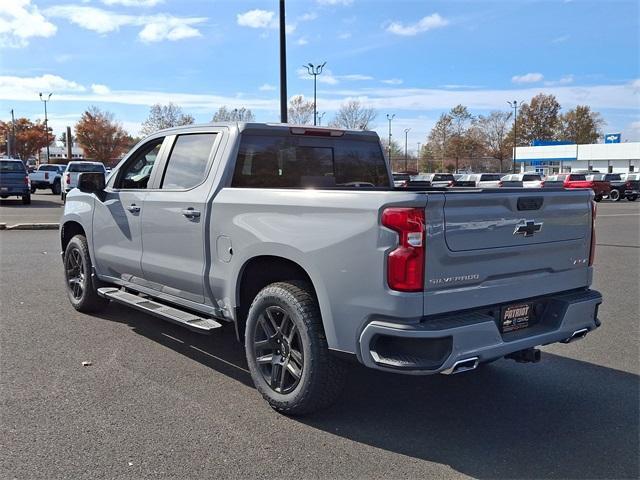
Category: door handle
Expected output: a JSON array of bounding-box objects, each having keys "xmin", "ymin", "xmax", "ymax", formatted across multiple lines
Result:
[
  {"xmin": 126, "ymin": 204, "xmax": 141, "ymax": 213},
  {"xmin": 181, "ymin": 208, "xmax": 201, "ymax": 219}
]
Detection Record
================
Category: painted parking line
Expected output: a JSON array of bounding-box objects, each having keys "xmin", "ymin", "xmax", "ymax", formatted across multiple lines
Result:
[{"xmin": 598, "ymin": 213, "xmax": 640, "ymax": 217}]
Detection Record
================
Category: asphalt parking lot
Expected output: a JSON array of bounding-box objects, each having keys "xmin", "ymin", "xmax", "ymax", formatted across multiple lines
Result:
[
  {"xmin": 1, "ymin": 201, "xmax": 638, "ymax": 479},
  {"xmin": 0, "ymin": 192, "xmax": 63, "ymax": 225}
]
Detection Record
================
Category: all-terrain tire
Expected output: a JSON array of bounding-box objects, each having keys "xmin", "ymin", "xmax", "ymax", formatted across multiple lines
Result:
[
  {"xmin": 627, "ymin": 195, "xmax": 637, "ymax": 202},
  {"xmin": 609, "ymin": 189, "xmax": 621, "ymax": 201},
  {"xmin": 52, "ymin": 181, "xmax": 61, "ymax": 195},
  {"xmin": 22, "ymin": 194, "xmax": 31, "ymax": 205},
  {"xmin": 245, "ymin": 281, "xmax": 347, "ymax": 416},
  {"xmin": 63, "ymin": 235, "xmax": 109, "ymax": 313}
]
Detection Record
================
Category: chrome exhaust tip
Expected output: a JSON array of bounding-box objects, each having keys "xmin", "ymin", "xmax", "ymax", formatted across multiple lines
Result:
[
  {"xmin": 561, "ymin": 328, "xmax": 589, "ymax": 344},
  {"xmin": 441, "ymin": 357, "xmax": 479, "ymax": 375}
]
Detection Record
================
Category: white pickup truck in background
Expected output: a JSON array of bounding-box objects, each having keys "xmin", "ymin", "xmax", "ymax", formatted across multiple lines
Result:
[
  {"xmin": 29, "ymin": 164, "xmax": 66, "ymax": 195},
  {"xmin": 61, "ymin": 161, "xmax": 106, "ymax": 201}
]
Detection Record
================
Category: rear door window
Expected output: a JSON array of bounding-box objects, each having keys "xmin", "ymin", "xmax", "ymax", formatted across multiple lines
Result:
[
  {"xmin": 232, "ymin": 134, "xmax": 389, "ymax": 188},
  {"xmin": 161, "ymin": 133, "xmax": 217, "ymax": 190}
]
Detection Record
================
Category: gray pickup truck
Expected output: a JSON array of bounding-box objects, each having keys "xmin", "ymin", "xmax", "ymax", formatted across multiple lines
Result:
[{"xmin": 60, "ymin": 123, "xmax": 602, "ymax": 415}]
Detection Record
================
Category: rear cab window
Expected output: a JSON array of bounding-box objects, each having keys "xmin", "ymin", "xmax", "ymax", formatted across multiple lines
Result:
[
  {"xmin": 569, "ymin": 174, "xmax": 587, "ymax": 181},
  {"xmin": 232, "ymin": 133, "xmax": 390, "ymax": 188},
  {"xmin": 432, "ymin": 174, "xmax": 454, "ymax": 182},
  {"xmin": 0, "ymin": 161, "xmax": 26, "ymax": 173},
  {"xmin": 68, "ymin": 163, "xmax": 106, "ymax": 173}
]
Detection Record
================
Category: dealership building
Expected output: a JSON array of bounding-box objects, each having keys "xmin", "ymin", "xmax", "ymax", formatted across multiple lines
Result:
[{"xmin": 515, "ymin": 140, "xmax": 640, "ymax": 175}]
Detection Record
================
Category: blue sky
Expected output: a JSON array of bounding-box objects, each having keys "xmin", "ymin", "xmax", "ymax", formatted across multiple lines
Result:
[{"xmin": 1, "ymin": 0, "xmax": 639, "ymax": 150}]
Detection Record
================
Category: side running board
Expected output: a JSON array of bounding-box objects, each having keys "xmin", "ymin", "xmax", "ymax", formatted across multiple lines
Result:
[{"xmin": 97, "ymin": 287, "xmax": 222, "ymax": 334}]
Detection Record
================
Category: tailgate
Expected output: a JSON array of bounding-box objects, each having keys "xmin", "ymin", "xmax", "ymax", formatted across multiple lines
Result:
[
  {"xmin": 0, "ymin": 172, "xmax": 26, "ymax": 187},
  {"xmin": 423, "ymin": 189, "xmax": 593, "ymax": 316}
]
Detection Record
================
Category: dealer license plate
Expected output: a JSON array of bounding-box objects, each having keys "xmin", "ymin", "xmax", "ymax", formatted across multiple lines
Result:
[{"xmin": 501, "ymin": 303, "xmax": 532, "ymax": 333}]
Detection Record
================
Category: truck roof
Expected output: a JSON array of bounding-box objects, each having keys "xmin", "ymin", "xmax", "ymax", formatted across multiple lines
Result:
[{"xmin": 150, "ymin": 122, "xmax": 380, "ymax": 139}]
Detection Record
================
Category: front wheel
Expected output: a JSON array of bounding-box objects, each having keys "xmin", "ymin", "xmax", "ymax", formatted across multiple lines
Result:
[
  {"xmin": 64, "ymin": 235, "xmax": 109, "ymax": 313},
  {"xmin": 245, "ymin": 281, "xmax": 347, "ymax": 416},
  {"xmin": 627, "ymin": 195, "xmax": 638, "ymax": 202}
]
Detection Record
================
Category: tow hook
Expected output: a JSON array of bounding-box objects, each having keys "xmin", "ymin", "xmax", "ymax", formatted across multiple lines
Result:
[{"xmin": 505, "ymin": 347, "xmax": 541, "ymax": 363}]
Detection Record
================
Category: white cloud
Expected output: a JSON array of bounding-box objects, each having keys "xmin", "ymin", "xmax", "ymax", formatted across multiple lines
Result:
[
  {"xmin": 342, "ymin": 74, "xmax": 373, "ymax": 81},
  {"xmin": 386, "ymin": 13, "xmax": 448, "ymax": 36},
  {"xmin": 552, "ymin": 34, "xmax": 570, "ymax": 44},
  {"xmin": 631, "ymin": 79, "xmax": 640, "ymax": 92},
  {"xmin": 299, "ymin": 12, "xmax": 318, "ymax": 21},
  {"xmin": 259, "ymin": 83, "xmax": 276, "ymax": 92},
  {"xmin": 0, "ymin": 0, "xmax": 57, "ymax": 48},
  {"xmin": 236, "ymin": 9, "xmax": 296, "ymax": 34},
  {"xmin": 296, "ymin": 37, "xmax": 308, "ymax": 45},
  {"xmin": 102, "ymin": 0, "xmax": 163, "ymax": 6},
  {"xmin": 0, "ymin": 74, "xmax": 86, "ymax": 98},
  {"xmin": 338, "ymin": 32, "xmax": 351, "ymax": 39},
  {"xmin": 237, "ymin": 9, "xmax": 274, "ymax": 29},
  {"xmin": 544, "ymin": 74, "xmax": 574, "ymax": 86},
  {"xmin": 45, "ymin": 5, "xmax": 205, "ymax": 42},
  {"xmin": 382, "ymin": 78, "xmax": 403, "ymax": 85},
  {"xmin": 91, "ymin": 84, "xmax": 111, "ymax": 95},
  {"xmin": 512, "ymin": 72, "xmax": 544, "ymax": 84}
]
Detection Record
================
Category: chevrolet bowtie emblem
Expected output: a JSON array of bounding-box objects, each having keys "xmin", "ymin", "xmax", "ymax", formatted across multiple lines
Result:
[{"xmin": 514, "ymin": 220, "xmax": 543, "ymax": 237}]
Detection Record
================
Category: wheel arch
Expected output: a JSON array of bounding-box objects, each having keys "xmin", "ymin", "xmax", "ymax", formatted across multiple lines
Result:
[
  {"xmin": 61, "ymin": 221, "xmax": 86, "ymax": 253},
  {"xmin": 234, "ymin": 255, "xmax": 322, "ymax": 343}
]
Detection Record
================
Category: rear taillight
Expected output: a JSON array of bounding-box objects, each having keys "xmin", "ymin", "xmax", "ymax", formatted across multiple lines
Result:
[
  {"xmin": 24, "ymin": 176, "xmax": 29, "ymax": 185},
  {"xmin": 498, "ymin": 181, "xmax": 503, "ymax": 187},
  {"xmin": 589, "ymin": 201, "xmax": 596, "ymax": 266},
  {"xmin": 45, "ymin": 172, "xmax": 49, "ymax": 180},
  {"xmin": 66, "ymin": 174, "xmax": 70, "ymax": 184},
  {"xmin": 382, "ymin": 207, "xmax": 425, "ymax": 292},
  {"xmin": 540, "ymin": 181, "xmax": 546, "ymax": 187},
  {"xmin": 626, "ymin": 181, "xmax": 632, "ymax": 189},
  {"xmin": 447, "ymin": 181, "xmax": 453, "ymax": 187}
]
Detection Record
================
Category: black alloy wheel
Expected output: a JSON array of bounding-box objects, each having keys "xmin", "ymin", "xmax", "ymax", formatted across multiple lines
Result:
[{"xmin": 253, "ymin": 305, "xmax": 304, "ymax": 394}]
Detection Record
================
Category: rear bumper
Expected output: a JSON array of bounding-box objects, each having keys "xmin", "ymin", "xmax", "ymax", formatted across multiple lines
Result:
[
  {"xmin": 358, "ymin": 289, "xmax": 602, "ymax": 375},
  {"xmin": 0, "ymin": 186, "xmax": 29, "ymax": 195},
  {"xmin": 624, "ymin": 189, "xmax": 639, "ymax": 195}
]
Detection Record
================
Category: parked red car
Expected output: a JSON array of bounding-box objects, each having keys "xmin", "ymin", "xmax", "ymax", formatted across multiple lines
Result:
[{"xmin": 547, "ymin": 173, "xmax": 611, "ymax": 202}]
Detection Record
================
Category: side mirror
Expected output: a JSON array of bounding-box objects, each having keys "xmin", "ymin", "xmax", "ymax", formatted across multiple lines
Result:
[{"xmin": 77, "ymin": 172, "xmax": 105, "ymax": 194}]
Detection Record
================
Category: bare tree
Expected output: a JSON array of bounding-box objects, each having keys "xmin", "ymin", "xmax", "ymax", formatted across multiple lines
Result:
[
  {"xmin": 329, "ymin": 100, "xmax": 377, "ymax": 130},
  {"xmin": 212, "ymin": 106, "xmax": 255, "ymax": 122},
  {"xmin": 448, "ymin": 104, "xmax": 474, "ymax": 173},
  {"xmin": 140, "ymin": 103, "xmax": 195, "ymax": 136},
  {"xmin": 474, "ymin": 111, "xmax": 512, "ymax": 172},
  {"xmin": 287, "ymin": 95, "xmax": 315, "ymax": 125}
]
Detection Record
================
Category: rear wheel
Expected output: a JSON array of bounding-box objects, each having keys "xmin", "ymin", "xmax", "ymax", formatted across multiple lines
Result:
[
  {"xmin": 64, "ymin": 235, "xmax": 109, "ymax": 313},
  {"xmin": 627, "ymin": 195, "xmax": 638, "ymax": 202},
  {"xmin": 594, "ymin": 195, "xmax": 602, "ymax": 202},
  {"xmin": 245, "ymin": 281, "xmax": 347, "ymax": 415},
  {"xmin": 52, "ymin": 181, "xmax": 61, "ymax": 195},
  {"xmin": 609, "ymin": 189, "xmax": 621, "ymax": 201},
  {"xmin": 22, "ymin": 194, "xmax": 31, "ymax": 205},
  {"xmin": 31, "ymin": 185, "xmax": 37, "ymax": 194}
]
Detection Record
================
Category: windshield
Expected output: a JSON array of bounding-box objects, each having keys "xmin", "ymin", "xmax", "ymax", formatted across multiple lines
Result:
[
  {"xmin": 67, "ymin": 163, "xmax": 105, "ymax": 173},
  {"xmin": 0, "ymin": 161, "xmax": 26, "ymax": 173}
]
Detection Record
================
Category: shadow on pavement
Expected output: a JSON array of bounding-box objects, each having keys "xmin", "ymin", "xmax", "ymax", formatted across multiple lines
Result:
[
  {"xmin": 0, "ymin": 195, "xmax": 62, "ymax": 209},
  {"xmin": 96, "ymin": 303, "xmax": 639, "ymax": 479}
]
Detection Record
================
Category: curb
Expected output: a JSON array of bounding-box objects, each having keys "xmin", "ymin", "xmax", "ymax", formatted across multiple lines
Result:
[{"xmin": 2, "ymin": 223, "xmax": 59, "ymax": 231}]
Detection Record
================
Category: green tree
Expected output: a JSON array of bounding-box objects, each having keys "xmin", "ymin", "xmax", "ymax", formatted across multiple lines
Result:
[
  {"xmin": 140, "ymin": 103, "xmax": 195, "ymax": 136},
  {"xmin": 557, "ymin": 105, "xmax": 604, "ymax": 144}
]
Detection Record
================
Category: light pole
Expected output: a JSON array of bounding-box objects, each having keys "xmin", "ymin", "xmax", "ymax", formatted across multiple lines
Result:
[
  {"xmin": 404, "ymin": 128, "xmax": 411, "ymax": 172},
  {"xmin": 417, "ymin": 142, "xmax": 421, "ymax": 173},
  {"xmin": 279, "ymin": 0, "xmax": 287, "ymax": 123},
  {"xmin": 507, "ymin": 100, "xmax": 523, "ymax": 173},
  {"xmin": 9, "ymin": 109, "xmax": 16, "ymax": 158},
  {"xmin": 39, "ymin": 92, "xmax": 52, "ymax": 164},
  {"xmin": 303, "ymin": 62, "xmax": 326, "ymax": 125},
  {"xmin": 317, "ymin": 112, "xmax": 325, "ymax": 126},
  {"xmin": 386, "ymin": 114, "xmax": 395, "ymax": 167}
]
